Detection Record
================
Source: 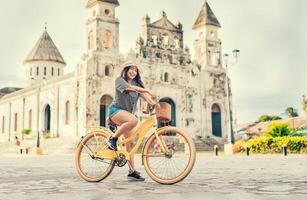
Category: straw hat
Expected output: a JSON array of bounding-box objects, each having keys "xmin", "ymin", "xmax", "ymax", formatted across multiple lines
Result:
[{"xmin": 120, "ymin": 61, "xmax": 142, "ymax": 76}]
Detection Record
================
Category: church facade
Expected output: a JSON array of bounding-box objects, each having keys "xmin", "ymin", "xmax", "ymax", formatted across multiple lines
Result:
[{"xmin": 0, "ymin": 0, "xmax": 232, "ymax": 144}]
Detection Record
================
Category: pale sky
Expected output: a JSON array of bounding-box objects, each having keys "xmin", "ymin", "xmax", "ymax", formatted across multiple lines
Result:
[{"xmin": 0, "ymin": 0, "xmax": 306, "ymax": 123}]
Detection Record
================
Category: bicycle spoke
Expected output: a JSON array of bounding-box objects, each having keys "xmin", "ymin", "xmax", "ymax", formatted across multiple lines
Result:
[
  {"xmin": 145, "ymin": 153, "xmax": 166, "ymax": 157},
  {"xmin": 95, "ymin": 157, "xmax": 113, "ymax": 165},
  {"xmin": 78, "ymin": 134, "xmax": 114, "ymax": 180},
  {"xmin": 145, "ymin": 131, "xmax": 193, "ymax": 180},
  {"xmin": 81, "ymin": 143, "xmax": 94, "ymax": 156}
]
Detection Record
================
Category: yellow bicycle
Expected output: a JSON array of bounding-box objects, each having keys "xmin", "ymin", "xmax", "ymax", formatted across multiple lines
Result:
[{"xmin": 75, "ymin": 105, "xmax": 196, "ymax": 185}]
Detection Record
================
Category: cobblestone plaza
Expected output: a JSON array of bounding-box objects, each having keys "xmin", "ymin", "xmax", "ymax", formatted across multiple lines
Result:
[{"xmin": 0, "ymin": 154, "xmax": 306, "ymax": 200}]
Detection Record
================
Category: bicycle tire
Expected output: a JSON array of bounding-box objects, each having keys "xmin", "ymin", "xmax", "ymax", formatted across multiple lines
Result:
[
  {"xmin": 75, "ymin": 131, "xmax": 115, "ymax": 182},
  {"xmin": 142, "ymin": 126, "xmax": 196, "ymax": 184}
]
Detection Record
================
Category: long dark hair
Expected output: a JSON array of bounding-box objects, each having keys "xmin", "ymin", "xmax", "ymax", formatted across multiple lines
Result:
[{"xmin": 121, "ymin": 66, "xmax": 145, "ymax": 88}]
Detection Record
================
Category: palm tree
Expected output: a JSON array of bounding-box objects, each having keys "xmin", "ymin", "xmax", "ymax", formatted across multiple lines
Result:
[{"xmin": 285, "ymin": 107, "xmax": 298, "ymax": 117}]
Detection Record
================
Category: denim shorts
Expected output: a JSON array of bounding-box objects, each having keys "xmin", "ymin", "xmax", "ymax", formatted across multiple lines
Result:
[{"xmin": 108, "ymin": 105, "xmax": 122, "ymax": 118}]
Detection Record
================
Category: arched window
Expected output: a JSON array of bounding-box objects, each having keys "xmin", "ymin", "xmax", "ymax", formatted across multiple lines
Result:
[
  {"xmin": 179, "ymin": 57, "xmax": 185, "ymax": 65},
  {"xmin": 44, "ymin": 67, "xmax": 47, "ymax": 76},
  {"xmin": 164, "ymin": 73, "xmax": 169, "ymax": 82},
  {"xmin": 51, "ymin": 67, "xmax": 54, "ymax": 76},
  {"xmin": 104, "ymin": 9, "xmax": 110, "ymax": 16},
  {"xmin": 1, "ymin": 116, "xmax": 5, "ymax": 133},
  {"xmin": 105, "ymin": 65, "xmax": 111, "ymax": 76},
  {"xmin": 88, "ymin": 30, "xmax": 94, "ymax": 49},
  {"xmin": 103, "ymin": 30, "xmax": 112, "ymax": 49},
  {"xmin": 14, "ymin": 113, "xmax": 18, "ymax": 132},
  {"xmin": 58, "ymin": 68, "xmax": 60, "ymax": 76},
  {"xmin": 36, "ymin": 67, "xmax": 39, "ymax": 76},
  {"xmin": 152, "ymin": 35, "xmax": 158, "ymax": 45},
  {"xmin": 44, "ymin": 105, "xmax": 51, "ymax": 132},
  {"xmin": 174, "ymin": 37, "xmax": 180, "ymax": 48},
  {"xmin": 28, "ymin": 109, "xmax": 32, "ymax": 129},
  {"xmin": 65, "ymin": 101, "xmax": 70, "ymax": 124},
  {"xmin": 162, "ymin": 33, "xmax": 169, "ymax": 46},
  {"xmin": 168, "ymin": 55, "xmax": 173, "ymax": 64},
  {"xmin": 156, "ymin": 52, "xmax": 161, "ymax": 58}
]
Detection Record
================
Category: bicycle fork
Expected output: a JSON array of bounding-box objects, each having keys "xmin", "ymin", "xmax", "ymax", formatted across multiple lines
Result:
[{"xmin": 154, "ymin": 131, "xmax": 170, "ymax": 156}]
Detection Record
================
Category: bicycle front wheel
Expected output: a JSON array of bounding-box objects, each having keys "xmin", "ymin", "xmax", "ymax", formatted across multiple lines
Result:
[
  {"xmin": 142, "ymin": 126, "xmax": 196, "ymax": 184},
  {"xmin": 75, "ymin": 132, "xmax": 115, "ymax": 182}
]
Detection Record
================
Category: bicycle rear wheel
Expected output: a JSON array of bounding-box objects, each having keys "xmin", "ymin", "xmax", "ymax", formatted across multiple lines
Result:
[
  {"xmin": 142, "ymin": 126, "xmax": 196, "ymax": 184},
  {"xmin": 75, "ymin": 132, "xmax": 115, "ymax": 182}
]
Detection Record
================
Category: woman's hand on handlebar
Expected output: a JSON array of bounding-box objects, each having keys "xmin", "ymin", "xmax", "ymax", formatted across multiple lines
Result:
[
  {"xmin": 148, "ymin": 102, "xmax": 160, "ymax": 113},
  {"xmin": 146, "ymin": 89, "xmax": 157, "ymax": 99}
]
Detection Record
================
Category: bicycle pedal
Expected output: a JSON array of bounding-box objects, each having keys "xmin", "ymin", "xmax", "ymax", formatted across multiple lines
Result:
[{"xmin": 107, "ymin": 146, "xmax": 118, "ymax": 152}]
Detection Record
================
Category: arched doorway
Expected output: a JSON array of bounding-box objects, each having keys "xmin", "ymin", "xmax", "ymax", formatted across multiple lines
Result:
[
  {"xmin": 100, "ymin": 95, "xmax": 113, "ymax": 126},
  {"xmin": 211, "ymin": 104, "xmax": 222, "ymax": 137},
  {"xmin": 158, "ymin": 97, "xmax": 176, "ymax": 127},
  {"xmin": 44, "ymin": 104, "xmax": 51, "ymax": 132}
]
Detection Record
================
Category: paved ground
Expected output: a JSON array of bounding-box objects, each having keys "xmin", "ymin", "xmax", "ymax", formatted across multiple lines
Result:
[{"xmin": 0, "ymin": 153, "xmax": 306, "ymax": 200}]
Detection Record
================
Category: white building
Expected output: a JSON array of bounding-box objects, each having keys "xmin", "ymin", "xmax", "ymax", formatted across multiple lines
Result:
[{"xmin": 0, "ymin": 0, "xmax": 232, "ymax": 145}]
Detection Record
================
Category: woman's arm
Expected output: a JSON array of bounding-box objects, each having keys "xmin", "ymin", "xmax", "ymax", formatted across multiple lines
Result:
[
  {"xmin": 140, "ymin": 93, "xmax": 157, "ymax": 106},
  {"xmin": 127, "ymin": 85, "xmax": 156, "ymax": 98},
  {"xmin": 126, "ymin": 85, "xmax": 148, "ymax": 93}
]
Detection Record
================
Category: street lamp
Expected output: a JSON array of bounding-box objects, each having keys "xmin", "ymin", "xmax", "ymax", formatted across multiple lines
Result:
[
  {"xmin": 232, "ymin": 49, "xmax": 240, "ymax": 60},
  {"xmin": 302, "ymin": 95, "xmax": 307, "ymax": 116},
  {"xmin": 223, "ymin": 49, "xmax": 240, "ymax": 145}
]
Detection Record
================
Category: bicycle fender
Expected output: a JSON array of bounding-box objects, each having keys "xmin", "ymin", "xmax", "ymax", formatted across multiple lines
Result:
[{"xmin": 141, "ymin": 133, "xmax": 154, "ymax": 165}]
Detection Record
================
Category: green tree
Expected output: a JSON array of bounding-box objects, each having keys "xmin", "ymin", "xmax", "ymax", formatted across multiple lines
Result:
[
  {"xmin": 257, "ymin": 115, "xmax": 271, "ymax": 122},
  {"xmin": 257, "ymin": 115, "xmax": 281, "ymax": 122},
  {"xmin": 271, "ymin": 116, "xmax": 282, "ymax": 120},
  {"xmin": 285, "ymin": 107, "xmax": 298, "ymax": 117}
]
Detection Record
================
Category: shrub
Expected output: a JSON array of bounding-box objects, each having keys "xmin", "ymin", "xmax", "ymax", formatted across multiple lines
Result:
[
  {"xmin": 289, "ymin": 126, "xmax": 307, "ymax": 137},
  {"xmin": 43, "ymin": 132, "xmax": 52, "ymax": 139},
  {"xmin": 264, "ymin": 122, "xmax": 290, "ymax": 137},
  {"xmin": 247, "ymin": 136, "xmax": 273, "ymax": 153},
  {"xmin": 233, "ymin": 140, "xmax": 246, "ymax": 153},
  {"xmin": 247, "ymin": 136, "xmax": 307, "ymax": 154},
  {"xmin": 21, "ymin": 129, "xmax": 32, "ymax": 135}
]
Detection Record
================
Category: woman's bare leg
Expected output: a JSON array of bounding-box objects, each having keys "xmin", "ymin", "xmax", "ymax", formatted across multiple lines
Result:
[
  {"xmin": 109, "ymin": 110, "xmax": 138, "ymax": 172},
  {"xmin": 110, "ymin": 110, "xmax": 137, "ymax": 138},
  {"xmin": 123, "ymin": 129, "xmax": 136, "ymax": 172}
]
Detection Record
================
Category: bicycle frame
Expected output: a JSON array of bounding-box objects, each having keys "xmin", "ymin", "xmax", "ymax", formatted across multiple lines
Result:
[{"xmin": 84, "ymin": 114, "xmax": 171, "ymax": 162}]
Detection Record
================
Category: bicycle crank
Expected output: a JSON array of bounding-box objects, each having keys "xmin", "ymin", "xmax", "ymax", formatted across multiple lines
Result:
[{"xmin": 115, "ymin": 153, "xmax": 127, "ymax": 167}]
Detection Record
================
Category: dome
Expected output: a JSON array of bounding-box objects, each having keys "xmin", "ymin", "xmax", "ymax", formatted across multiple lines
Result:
[{"xmin": 24, "ymin": 30, "xmax": 66, "ymax": 65}]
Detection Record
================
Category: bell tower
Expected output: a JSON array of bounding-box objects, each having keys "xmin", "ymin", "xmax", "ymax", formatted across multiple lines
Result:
[
  {"xmin": 193, "ymin": 0, "xmax": 222, "ymax": 68},
  {"xmin": 85, "ymin": 0, "xmax": 120, "ymax": 55},
  {"xmin": 193, "ymin": 1, "xmax": 231, "ymax": 140},
  {"xmin": 76, "ymin": 0, "xmax": 121, "ymax": 135}
]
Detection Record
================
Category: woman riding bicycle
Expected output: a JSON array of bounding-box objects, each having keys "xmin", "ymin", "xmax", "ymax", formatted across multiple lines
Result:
[{"xmin": 107, "ymin": 61, "xmax": 156, "ymax": 181}]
